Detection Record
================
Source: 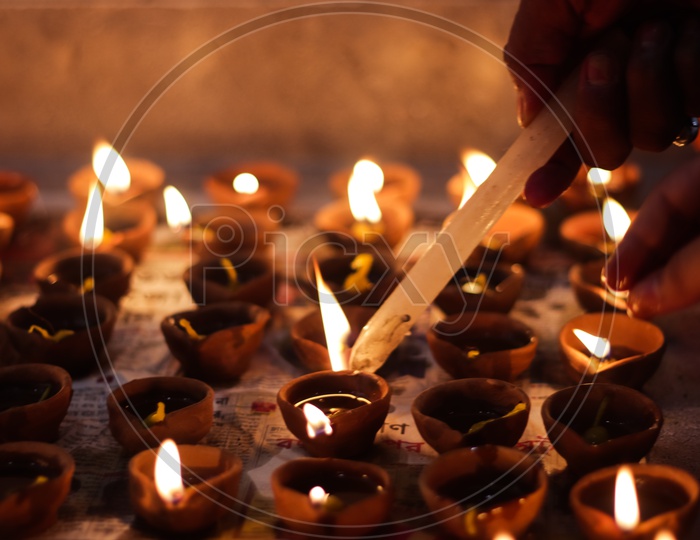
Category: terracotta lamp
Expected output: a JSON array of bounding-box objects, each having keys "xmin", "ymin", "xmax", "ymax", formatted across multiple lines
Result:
[
  {"xmin": 412, "ymin": 378, "xmax": 530, "ymax": 453},
  {"xmin": 427, "ymin": 312, "xmax": 538, "ymax": 381},
  {"xmin": 0, "ymin": 364, "xmax": 72, "ymax": 443},
  {"xmin": 161, "ymin": 302, "xmax": 270, "ymax": 382},
  {"xmin": 419, "ymin": 445, "xmax": 548, "ymax": 539},
  {"xmin": 560, "ymin": 164, "xmax": 640, "ymax": 212},
  {"xmin": 0, "ymin": 170, "xmax": 38, "ymax": 224},
  {"xmin": 0, "ymin": 441, "xmax": 75, "ymax": 537},
  {"xmin": 541, "ymin": 383, "xmax": 662, "ymax": 476},
  {"xmin": 328, "ymin": 159, "xmax": 421, "ymax": 204},
  {"xmin": 559, "ymin": 313, "xmax": 665, "ymax": 388},
  {"xmin": 271, "ymin": 457, "xmax": 393, "ymax": 538},
  {"xmin": 0, "ymin": 212, "xmax": 14, "ymax": 252},
  {"xmin": 569, "ymin": 258, "xmax": 628, "ymax": 313},
  {"xmin": 107, "ymin": 376, "xmax": 214, "ymax": 454}
]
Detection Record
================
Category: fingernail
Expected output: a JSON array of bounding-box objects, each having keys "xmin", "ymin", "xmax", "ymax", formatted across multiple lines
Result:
[
  {"xmin": 639, "ymin": 22, "xmax": 670, "ymax": 51},
  {"xmin": 627, "ymin": 276, "xmax": 662, "ymax": 319},
  {"xmin": 585, "ymin": 53, "xmax": 612, "ymax": 86}
]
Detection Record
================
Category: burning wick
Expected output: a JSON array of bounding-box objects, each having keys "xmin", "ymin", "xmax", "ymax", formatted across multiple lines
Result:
[
  {"xmin": 573, "ymin": 329, "xmax": 611, "ymax": 361},
  {"xmin": 614, "ymin": 465, "xmax": 640, "ymax": 532},
  {"xmin": 309, "ymin": 485, "xmax": 329, "ymax": 507},
  {"xmin": 302, "ymin": 403, "xmax": 333, "ymax": 438},
  {"xmin": 155, "ymin": 439, "xmax": 185, "ymax": 505},
  {"xmin": 232, "ymin": 173, "xmax": 259, "ymax": 195}
]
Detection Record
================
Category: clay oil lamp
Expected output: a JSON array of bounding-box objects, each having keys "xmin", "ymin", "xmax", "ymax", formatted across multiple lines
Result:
[
  {"xmin": 5, "ymin": 293, "xmax": 118, "ymax": 377},
  {"xmin": 68, "ymin": 140, "xmax": 164, "ymax": 209},
  {"xmin": 204, "ymin": 161, "xmax": 298, "ymax": 211},
  {"xmin": 329, "ymin": 158, "xmax": 421, "ymax": 204},
  {"xmin": 541, "ymin": 383, "xmax": 662, "ymax": 476},
  {"xmin": 0, "ymin": 170, "xmax": 38, "ymax": 224},
  {"xmin": 427, "ymin": 311, "xmax": 537, "ymax": 381},
  {"xmin": 0, "ymin": 364, "xmax": 72, "ymax": 443},
  {"xmin": 160, "ymin": 301, "xmax": 271, "ymax": 382},
  {"xmin": 107, "ymin": 376, "xmax": 214, "ymax": 455},
  {"xmin": 434, "ymin": 260, "xmax": 525, "ymax": 315},
  {"xmin": 559, "ymin": 313, "xmax": 665, "ymax": 388},
  {"xmin": 569, "ymin": 258, "xmax": 629, "ymax": 313},
  {"xmin": 412, "ymin": 378, "xmax": 530, "ymax": 454},
  {"xmin": 560, "ymin": 164, "xmax": 640, "ymax": 212},
  {"xmin": 419, "ymin": 445, "xmax": 548, "ymax": 540},
  {"xmin": 571, "ymin": 464, "xmax": 699, "ymax": 540},
  {"xmin": 271, "ymin": 457, "xmax": 393, "ymax": 538},
  {"xmin": 560, "ymin": 196, "xmax": 634, "ymax": 260},
  {"xmin": 0, "ymin": 441, "xmax": 75, "ymax": 537},
  {"xmin": 445, "ymin": 149, "xmax": 545, "ymax": 263},
  {"xmin": 129, "ymin": 438, "xmax": 242, "ymax": 533},
  {"xmin": 183, "ymin": 254, "xmax": 274, "ymax": 307},
  {"xmin": 315, "ymin": 159, "xmax": 414, "ymax": 250}
]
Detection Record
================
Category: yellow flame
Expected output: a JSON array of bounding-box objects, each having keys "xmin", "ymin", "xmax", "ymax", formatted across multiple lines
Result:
[
  {"xmin": 603, "ymin": 197, "xmax": 631, "ymax": 243},
  {"xmin": 232, "ymin": 173, "xmax": 260, "ymax": 195},
  {"xmin": 458, "ymin": 150, "xmax": 495, "ymax": 207},
  {"xmin": 92, "ymin": 141, "xmax": 131, "ymax": 194},
  {"xmin": 573, "ymin": 329, "xmax": 611, "ymax": 360},
  {"xmin": 654, "ymin": 531, "xmax": 676, "ymax": 540},
  {"xmin": 348, "ymin": 159, "xmax": 383, "ymax": 224},
  {"xmin": 155, "ymin": 439, "xmax": 185, "ymax": 504},
  {"xmin": 493, "ymin": 534, "xmax": 516, "ymax": 540},
  {"xmin": 303, "ymin": 403, "xmax": 333, "ymax": 438},
  {"xmin": 587, "ymin": 167, "xmax": 612, "ymax": 186},
  {"xmin": 309, "ymin": 485, "xmax": 329, "ymax": 506},
  {"xmin": 314, "ymin": 258, "xmax": 351, "ymax": 371},
  {"xmin": 614, "ymin": 466, "xmax": 640, "ymax": 531},
  {"xmin": 80, "ymin": 184, "xmax": 104, "ymax": 249},
  {"xmin": 163, "ymin": 186, "xmax": 192, "ymax": 230}
]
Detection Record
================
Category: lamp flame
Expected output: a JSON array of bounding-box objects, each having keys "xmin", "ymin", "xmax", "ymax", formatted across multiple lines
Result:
[
  {"xmin": 303, "ymin": 403, "xmax": 333, "ymax": 438},
  {"xmin": 348, "ymin": 159, "xmax": 383, "ymax": 224},
  {"xmin": 163, "ymin": 186, "xmax": 192, "ymax": 231},
  {"xmin": 588, "ymin": 167, "xmax": 612, "ymax": 186},
  {"xmin": 313, "ymin": 258, "xmax": 351, "ymax": 371},
  {"xmin": 155, "ymin": 439, "xmax": 185, "ymax": 504},
  {"xmin": 232, "ymin": 173, "xmax": 260, "ymax": 195},
  {"xmin": 92, "ymin": 141, "xmax": 131, "ymax": 194},
  {"xmin": 80, "ymin": 184, "xmax": 104, "ymax": 249},
  {"xmin": 573, "ymin": 329, "xmax": 611, "ymax": 360},
  {"xmin": 309, "ymin": 486, "xmax": 329, "ymax": 506},
  {"xmin": 614, "ymin": 466, "xmax": 640, "ymax": 532},
  {"xmin": 603, "ymin": 197, "xmax": 631, "ymax": 243},
  {"xmin": 654, "ymin": 531, "xmax": 676, "ymax": 540},
  {"xmin": 493, "ymin": 534, "xmax": 516, "ymax": 540},
  {"xmin": 459, "ymin": 150, "xmax": 495, "ymax": 208}
]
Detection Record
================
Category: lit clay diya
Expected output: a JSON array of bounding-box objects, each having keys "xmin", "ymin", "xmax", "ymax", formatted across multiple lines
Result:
[
  {"xmin": 33, "ymin": 247, "xmax": 134, "ymax": 304},
  {"xmin": 0, "ymin": 171, "xmax": 38, "ymax": 223},
  {"xmin": 271, "ymin": 457, "xmax": 393, "ymax": 538},
  {"xmin": 559, "ymin": 313, "xmax": 665, "ymax": 388},
  {"xmin": 560, "ymin": 163, "xmax": 640, "ymax": 212},
  {"xmin": 129, "ymin": 442, "xmax": 242, "ymax": 533},
  {"xmin": 204, "ymin": 161, "xmax": 299, "ymax": 210},
  {"xmin": 570, "ymin": 464, "xmax": 699, "ymax": 540},
  {"xmin": 0, "ymin": 364, "xmax": 72, "ymax": 443},
  {"xmin": 328, "ymin": 161, "xmax": 421, "ymax": 204},
  {"xmin": 434, "ymin": 261, "xmax": 525, "ymax": 315},
  {"xmin": 427, "ymin": 312, "xmax": 537, "ymax": 381},
  {"xmin": 277, "ymin": 370, "xmax": 391, "ymax": 458},
  {"xmin": 184, "ymin": 255, "xmax": 274, "ymax": 308},
  {"xmin": 290, "ymin": 306, "xmax": 375, "ymax": 372},
  {"xmin": 542, "ymin": 383, "xmax": 662, "ymax": 476},
  {"xmin": 4, "ymin": 293, "xmax": 118, "ymax": 377},
  {"xmin": 569, "ymin": 258, "xmax": 628, "ymax": 313},
  {"xmin": 419, "ymin": 445, "xmax": 548, "ymax": 540},
  {"xmin": 0, "ymin": 441, "xmax": 75, "ymax": 537},
  {"xmin": 107, "ymin": 376, "xmax": 214, "ymax": 454},
  {"xmin": 412, "ymin": 378, "xmax": 530, "ymax": 453},
  {"xmin": 161, "ymin": 302, "xmax": 271, "ymax": 382},
  {"xmin": 560, "ymin": 208, "xmax": 637, "ymax": 261}
]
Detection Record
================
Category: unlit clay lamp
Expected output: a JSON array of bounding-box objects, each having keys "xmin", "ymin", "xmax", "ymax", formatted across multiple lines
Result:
[
  {"xmin": 419, "ymin": 445, "xmax": 548, "ymax": 539},
  {"xmin": 0, "ymin": 170, "xmax": 38, "ymax": 224},
  {"xmin": 542, "ymin": 383, "xmax": 662, "ymax": 476},
  {"xmin": 560, "ymin": 164, "xmax": 640, "ymax": 212},
  {"xmin": 328, "ymin": 158, "xmax": 421, "ymax": 204},
  {"xmin": 0, "ymin": 364, "xmax": 72, "ymax": 443},
  {"xmin": 570, "ymin": 464, "xmax": 699, "ymax": 540},
  {"xmin": 271, "ymin": 457, "xmax": 393, "ymax": 538},
  {"xmin": 129, "ymin": 439, "xmax": 242, "ymax": 533},
  {"xmin": 161, "ymin": 302, "xmax": 270, "ymax": 382},
  {"xmin": 33, "ymin": 247, "xmax": 134, "ymax": 304},
  {"xmin": 184, "ymin": 255, "xmax": 275, "ymax": 307},
  {"xmin": 107, "ymin": 376, "xmax": 214, "ymax": 454},
  {"xmin": 412, "ymin": 378, "xmax": 530, "ymax": 453},
  {"xmin": 559, "ymin": 313, "xmax": 665, "ymax": 388},
  {"xmin": 569, "ymin": 258, "xmax": 628, "ymax": 313},
  {"xmin": 0, "ymin": 441, "xmax": 75, "ymax": 537},
  {"xmin": 4, "ymin": 293, "xmax": 118, "ymax": 377},
  {"xmin": 427, "ymin": 312, "xmax": 537, "ymax": 381}
]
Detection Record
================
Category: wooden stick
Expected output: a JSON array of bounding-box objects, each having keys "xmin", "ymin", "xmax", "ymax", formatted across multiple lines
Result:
[{"xmin": 349, "ymin": 75, "xmax": 578, "ymax": 372}]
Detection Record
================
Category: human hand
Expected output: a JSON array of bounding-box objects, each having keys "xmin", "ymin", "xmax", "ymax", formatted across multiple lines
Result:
[
  {"xmin": 504, "ymin": 0, "xmax": 700, "ymax": 207},
  {"xmin": 603, "ymin": 155, "xmax": 700, "ymax": 319}
]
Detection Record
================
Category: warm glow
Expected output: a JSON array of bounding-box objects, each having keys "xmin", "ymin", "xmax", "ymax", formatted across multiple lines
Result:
[
  {"xmin": 309, "ymin": 485, "xmax": 329, "ymax": 506},
  {"xmin": 155, "ymin": 439, "xmax": 185, "ymax": 504},
  {"xmin": 654, "ymin": 531, "xmax": 676, "ymax": 540},
  {"xmin": 492, "ymin": 534, "xmax": 516, "ymax": 540},
  {"xmin": 92, "ymin": 141, "xmax": 131, "ymax": 194},
  {"xmin": 459, "ymin": 150, "xmax": 496, "ymax": 207},
  {"xmin": 603, "ymin": 197, "xmax": 631, "ymax": 243},
  {"xmin": 303, "ymin": 403, "xmax": 333, "ymax": 438},
  {"xmin": 163, "ymin": 186, "xmax": 192, "ymax": 231},
  {"xmin": 573, "ymin": 329, "xmax": 611, "ymax": 360},
  {"xmin": 314, "ymin": 259, "xmax": 351, "ymax": 371},
  {"xmin": 614, "ymin": 466, "xmax": 640, "ymax": 532},
  {"xmin": 80, "ymin": 184, "xmax": 104, "ymax": 249},
  {"xmin": 348, "ymin": 159, "xmax": 383, "ymax": 224},
  {"xmin": 588, "ymin": 167, "xmax": 612, "ymax": 186},
  {"xmin": 232, "ymin": 172, "xmax": 260, "ymax": 195}
]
